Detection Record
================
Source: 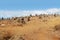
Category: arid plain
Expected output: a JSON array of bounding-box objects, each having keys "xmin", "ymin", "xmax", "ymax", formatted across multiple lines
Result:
[{"xmin": 0, "ymin": 14, "xmax": 60, "ymax": 40}]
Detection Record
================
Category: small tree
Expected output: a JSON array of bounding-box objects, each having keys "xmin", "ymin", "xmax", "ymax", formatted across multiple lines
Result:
[
  {"xmin": 2, "ymin": 17, "xmax": 4, "ymax": 20},
  {"xmin": 30, "ymin": 14, "xmax": 32, "ymax": 17},
  {"xmin": 54, "ymin": 14, "xmax": 57, "ymax": 17},
  {"xmin": 21, "ymin": 17, "xmax": 26, "ymax": 24},
  {"xmin": 27, "ymin": 17, "xmax": 30, "ymax": 21},
  {"xmin": 14, "ymin": 17, "xmax": 18, "ymax": 20}
]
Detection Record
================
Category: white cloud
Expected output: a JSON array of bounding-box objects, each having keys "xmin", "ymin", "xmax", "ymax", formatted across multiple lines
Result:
[{"xmin": 0, "ymin": 8, "xmax": 60, "ymax": 18}]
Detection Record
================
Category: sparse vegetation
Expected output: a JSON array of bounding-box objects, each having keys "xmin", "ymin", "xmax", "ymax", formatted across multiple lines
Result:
[
  {"xmin": 2, "ymin": 17, "xmax": 4, "ymax": 20},
  {"xmin": 30, "ymin": 14, "xmax": 32, "ymax": 17},
  {"xmin": 54, "ymin": 14, "xmax": 57, "ymax": 17},
  {"xmin": 0, "ymin": 14, "xmax": 60, "ymax": 40},
  {"xmin": 54, "ymin": 24, "xmax": 60, "ymax": 31},
  {"xmin": 38, "ymin": 14, "xmax": 42, "ymax": 19},
  {"xmin": 21, "ymin": 17, "xmax": 26, "ymax": 24},
  {"xmin": 14, "ymin": 17, "xmax": 18, "ymax": 20},
  {"xmin": 27, "ymin": 17, "xmax": 30, "ymax": 21},
  {"xmin": 0, "ymin": 30, "xmax": 13, "ymax": 40}
]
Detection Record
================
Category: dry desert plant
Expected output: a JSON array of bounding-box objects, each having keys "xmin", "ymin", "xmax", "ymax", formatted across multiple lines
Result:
[
  {"xmin": 21, "ymin": 17, "xmax": 26, "ymax": 24},
  {"xmin": 13, "ymin": 17, "xmax": 18, "ymax": 20},
  {"xmin": 9, "ymin": 34, "xmax": 25, "ymax": 40},
  {"xmin": 0, "ymin": 30, "xmax": 14, "ymax": 40},
  {"xmin": 54, "ymin": 14, "xmax": 57, "ymax": 17},
  {"xmin": 27, "ymin": 17, "xmax": 30, "ymax": 21},
  {"xmin": 54, "ymin": 24, "xmax": 60, "ymax": 31},
  {"xmin": 39, "ymin": 16, "xmax": 42, "ymax": 19}
]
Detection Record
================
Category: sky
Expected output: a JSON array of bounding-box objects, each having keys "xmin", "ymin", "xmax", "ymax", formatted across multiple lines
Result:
[
  {"xmin": 0, "ymin": 0, "xmax": 60, "ymax": 10},
  {"xmin": 0, "ymin": 0, "xmax": 60, "ymax": 18}
]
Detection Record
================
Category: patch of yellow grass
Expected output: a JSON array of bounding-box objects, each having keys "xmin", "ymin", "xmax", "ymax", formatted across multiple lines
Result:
[{"xmin": 0, "ymin": 16, "xmax": 60, "ymax": 40}]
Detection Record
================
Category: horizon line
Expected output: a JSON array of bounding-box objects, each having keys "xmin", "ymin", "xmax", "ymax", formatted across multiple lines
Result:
[{"xmin": 0, "ymin": 8, "xmax": 60, "ymax": 18}]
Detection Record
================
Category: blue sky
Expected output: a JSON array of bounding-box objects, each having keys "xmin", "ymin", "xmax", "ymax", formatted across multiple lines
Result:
[
  {"xmin": 0, "ymin": 0, "xmax": 60, "ymax": 18},
  {"xmin": 0, "ymin": 0, "xmax": 60, "ymax": 10}
]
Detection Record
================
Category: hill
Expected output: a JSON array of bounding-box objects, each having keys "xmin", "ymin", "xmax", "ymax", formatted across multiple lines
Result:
[{"xmin": 0, "ymin": 14, "xmax": 60, "ymax": 40}]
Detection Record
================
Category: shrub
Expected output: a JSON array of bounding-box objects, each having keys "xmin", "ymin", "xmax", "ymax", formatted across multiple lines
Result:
[
  {"xmin": 2, "ymin": 17, "xmax": 4, "ymax": 20},
  {"xmin": 54, "ymin": 24, "xmax": 60, "ymax": 31},
  {"xmin": 27, "ymin": 17, "xmax": 30, "ymax": 21},
  {"xmin": 30, "ymin": 14, "xmax": 32, "ymax": 17},
  {"xmin": 54, "ymin": 14, "xmax": 57, "ymax": 17},
  {"xmin": 39, "ymin": 16, "xmax": 42, "ymax": 19},
  {"xmin": 14, "ymin": 17, "xmax": 18, "ymax": 20},
  {"xmin": 21, "ymin": 17, "xmax": 26, "ymax": 24}
]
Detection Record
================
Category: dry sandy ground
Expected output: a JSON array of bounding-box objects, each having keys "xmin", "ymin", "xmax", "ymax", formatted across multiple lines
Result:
[{"xmin": 0, "ymin": 16, "xmax": 60, "ymax": 40}]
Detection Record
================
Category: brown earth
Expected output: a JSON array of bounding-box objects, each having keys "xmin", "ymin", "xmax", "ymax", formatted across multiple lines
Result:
[{"xmin": 0, "ymin": 16, "xmax": 60, "ymax": 40}]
